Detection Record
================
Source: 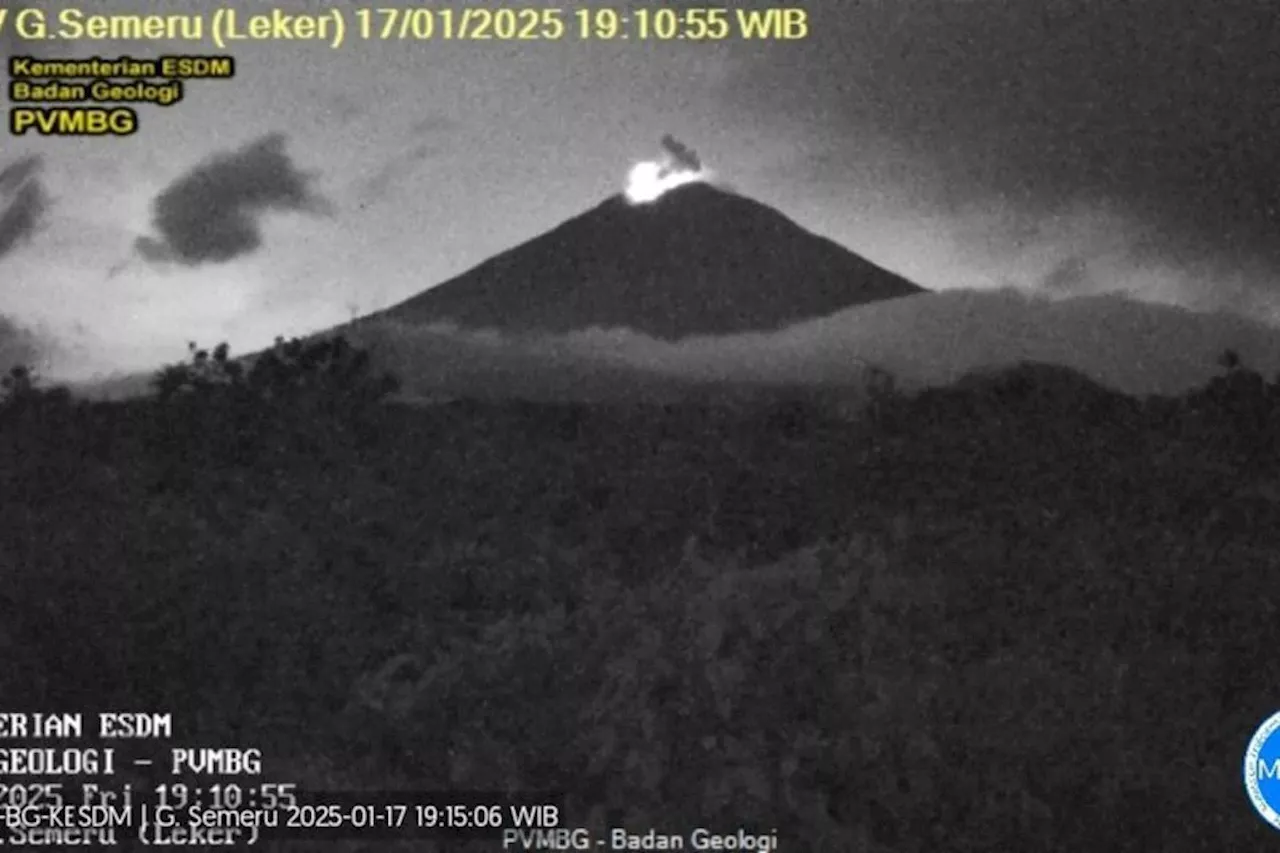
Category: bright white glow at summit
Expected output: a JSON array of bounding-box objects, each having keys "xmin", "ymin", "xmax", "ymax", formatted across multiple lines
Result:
[
  {"xmin": 624, "ymin": 135, "xmax": 712, "ymax": 203},
  {"xmin": 624, "ymin": 160, "xmax": 709, "ymax": 204}
]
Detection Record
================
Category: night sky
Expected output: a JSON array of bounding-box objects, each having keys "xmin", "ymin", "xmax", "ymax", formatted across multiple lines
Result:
[{"xmin": 2, "ymin": 0, "xmax": 1279, "ymax": 378}]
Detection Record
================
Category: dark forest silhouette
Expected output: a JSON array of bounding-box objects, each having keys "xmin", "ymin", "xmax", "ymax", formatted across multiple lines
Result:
[{"xmin": 2, "ymin": 337, "xmax": 1278, "ymax": 851}]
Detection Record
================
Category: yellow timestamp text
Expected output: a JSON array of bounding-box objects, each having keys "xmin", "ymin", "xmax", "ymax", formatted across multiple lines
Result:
[
  {"xmin": 353, "ymin": 7, "xmax": 809, "ymax": 42},
  {"xmin": 0, "ymin": 7, "xmax": 807, "ymax": 51}
]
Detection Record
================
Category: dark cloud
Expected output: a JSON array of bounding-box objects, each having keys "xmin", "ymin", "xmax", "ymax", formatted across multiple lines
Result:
[
  {"xmin": 0, "ymin": 155, "xmax": 47, "ymax": 260},
  {"xmin": 135, "ymin": 133, "xmax": 329, "ymax": 265},
  {"xmin": 661, "ymin": 134, "xmax": 701, "ymax": 172},
  {"xmin": 730, "ymin": 0, "xmax": 1280, "ymax": 280},
  {"xmin": 0, "ymin": 314, "xmax": 50, "ymax": 371},
  {"xmin": 352, "ymin": 116, "xmax": 455, "ymax": 208}
]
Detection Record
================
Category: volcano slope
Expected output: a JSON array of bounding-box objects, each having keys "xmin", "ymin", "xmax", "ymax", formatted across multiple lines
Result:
[{"xmin": 370, "ymin": 182, "xmax": 925, "ymax": 339}]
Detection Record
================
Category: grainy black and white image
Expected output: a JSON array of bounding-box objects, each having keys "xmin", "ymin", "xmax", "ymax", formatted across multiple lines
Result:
[{"xmin": 3, "ymin": 0, "xmax": 1280, "ymax": 849}]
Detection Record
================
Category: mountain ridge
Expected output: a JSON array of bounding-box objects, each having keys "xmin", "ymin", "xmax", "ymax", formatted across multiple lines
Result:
[{"xmin": 370, "ymin": 182, "xmax": 927, "ymax": 339}]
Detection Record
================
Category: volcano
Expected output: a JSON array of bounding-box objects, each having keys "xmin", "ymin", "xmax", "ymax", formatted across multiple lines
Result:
[{"xmin": 372, "ymin": 182, "xmax": 926, "ymax": 339}]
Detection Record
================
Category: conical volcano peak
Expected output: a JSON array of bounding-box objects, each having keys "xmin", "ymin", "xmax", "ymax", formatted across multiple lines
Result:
[
  {"xmin": 579, "ymin": 183, "xmax": 851, "ymax": 268},
  {"xmin": 589, "ymin": 182, "xmax": 767, "ymax": 230},
  {"xmin": 375, "ymin": 173, "xmax": 926, "ymax": 339}
]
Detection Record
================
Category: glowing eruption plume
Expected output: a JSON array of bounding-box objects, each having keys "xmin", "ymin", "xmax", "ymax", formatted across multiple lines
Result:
[{"xmin": 624, "ymin": 135, "xmax": 712, "ymax": 204}]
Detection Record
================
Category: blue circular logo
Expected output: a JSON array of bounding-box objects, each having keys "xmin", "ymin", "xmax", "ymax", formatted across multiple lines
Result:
[{"xmin": 1244, "ymin": 711, "xmax": 1280, "ymax": 831}]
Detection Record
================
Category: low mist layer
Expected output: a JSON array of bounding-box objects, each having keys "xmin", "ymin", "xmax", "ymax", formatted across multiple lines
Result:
[{"xmin": 343, "ymin": 289, "xmax": 1280, "ymax": 402}]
